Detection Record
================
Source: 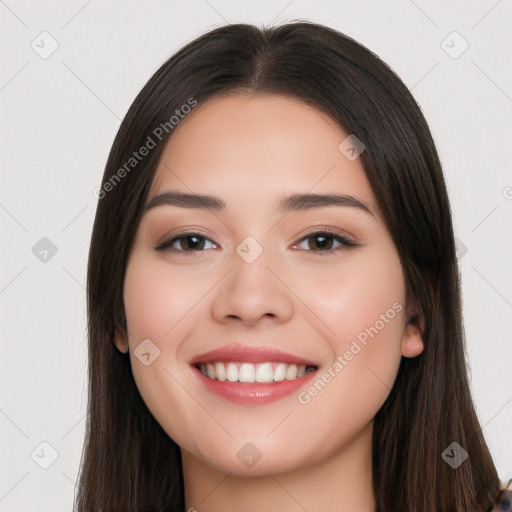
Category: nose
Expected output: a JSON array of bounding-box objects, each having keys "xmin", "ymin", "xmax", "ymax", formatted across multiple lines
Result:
[{"xmin": 211, "ymin": 248, "xmax": 294, "ymax": 327}]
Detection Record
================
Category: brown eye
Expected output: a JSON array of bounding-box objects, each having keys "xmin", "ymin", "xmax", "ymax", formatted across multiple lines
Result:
[
  {"xmin": 294, "ymin": 231, "xmax": 357, "ymax": 253},
  {"xmin": 155, "ymin": 233, "xmax": 217, "ymax": 252},
  {"xmin": 308, "ymin": 233, "xmax": 334, "ymax": 250}
]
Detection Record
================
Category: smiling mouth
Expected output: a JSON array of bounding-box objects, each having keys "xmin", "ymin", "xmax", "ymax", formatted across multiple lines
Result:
[{"xmin": 194, "ymin": 361, "xmax": 318, "ymax": 383}]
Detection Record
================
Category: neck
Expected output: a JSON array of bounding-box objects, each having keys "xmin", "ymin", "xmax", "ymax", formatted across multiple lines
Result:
[{"xmin": 182, "ymin": 422, "xmax": 376, "ymax": 512}]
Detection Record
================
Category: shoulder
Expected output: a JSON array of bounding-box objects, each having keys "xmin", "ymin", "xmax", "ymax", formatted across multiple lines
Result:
[{"xmin": 491, "ymin": 478, "xmax": 512, "ymax": 512}]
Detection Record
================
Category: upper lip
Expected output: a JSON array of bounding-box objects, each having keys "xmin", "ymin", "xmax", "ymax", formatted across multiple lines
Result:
[{"xmin": 189, "ymin": 343, "xmax": 319, "ymax": 367}]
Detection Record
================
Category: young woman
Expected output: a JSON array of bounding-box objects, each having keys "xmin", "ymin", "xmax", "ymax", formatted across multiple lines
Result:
[{"xmin": 76, "ymin": 21, "xmax": 511, "ymax": 511}]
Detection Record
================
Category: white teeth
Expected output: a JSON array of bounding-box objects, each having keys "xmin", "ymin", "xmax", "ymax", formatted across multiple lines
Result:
[
  {"xmin": 255, "ymin": 362, "xmax": 274, "ymax": 382},
  {"xmin": 206, "ymin": 363, "xmax": 215, "ymax": 380},
  {"xmin": 239, "ymin": 363, "xmax": 255, "ymax": 382},
  {"xmin": 215, "ymin": 362, "xmax": 226, "ymax": 381},
  {"xmin": 273, "ymin": 362, "xmax": 287, "ymax": 381},
  {"xmin": 226, "ymin": 362, "xmax": 238, "ymax": 382},
  {"xmin": 285, "ymin": 364, "xmax": 297, "ymax": 380},
  {"xmin": 198, "ymin": 361, "xmax": 312, "ymax": 383}
]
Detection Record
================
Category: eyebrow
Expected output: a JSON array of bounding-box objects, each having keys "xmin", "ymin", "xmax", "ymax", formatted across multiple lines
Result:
[{"xmin": 144, "ymin": 190, "xmax": 374, "ymax": 216}]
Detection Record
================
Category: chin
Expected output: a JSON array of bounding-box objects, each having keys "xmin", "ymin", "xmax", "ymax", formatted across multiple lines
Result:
[{"xmin": 188, "ymin": 436, "xmax": 315, "ymax": 477}]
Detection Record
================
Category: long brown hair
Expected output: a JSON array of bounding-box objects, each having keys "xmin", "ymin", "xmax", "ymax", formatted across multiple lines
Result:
[{"xmin": 76, "ymin": 21, "xmax": 505, "ymax": 511}]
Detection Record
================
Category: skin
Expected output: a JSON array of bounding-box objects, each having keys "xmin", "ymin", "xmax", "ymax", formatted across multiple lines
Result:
[{"xmin": 114, "ymin": 94, "xmax": 424, "ymax": 511}]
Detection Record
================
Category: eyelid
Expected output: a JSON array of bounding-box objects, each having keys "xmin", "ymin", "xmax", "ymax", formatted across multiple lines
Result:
[{"xmin": 294, "ymin": 225, "xmax": 356, "ymax": 242}]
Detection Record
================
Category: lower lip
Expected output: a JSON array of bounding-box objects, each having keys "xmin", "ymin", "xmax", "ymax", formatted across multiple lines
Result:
[{"xmin": 192, "ymin": 366, "xmax": 318, "ymax": 405}]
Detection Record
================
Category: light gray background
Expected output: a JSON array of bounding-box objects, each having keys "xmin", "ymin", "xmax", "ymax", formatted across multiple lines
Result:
[{"xmin": 1, "ymin": 1, "xmax": 511, "ymax": 510}]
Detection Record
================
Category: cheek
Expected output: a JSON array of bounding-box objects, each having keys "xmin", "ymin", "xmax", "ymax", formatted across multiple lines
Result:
[
  {"xmin": 295, "ymin": 245, "xmax": 405, "ymax": 411},
  {"xmin": 123, "ymin": 254, "xmax": 207, "ymax": 344},
  {"xmin": 122, "ymin": 256, "xmax": 194, "ymax": 405},
  {"xmin": 122, "ymin": 256, "xmax": 204, "ymax": 447},
  {"xmin": 297, "ymin": 244, "xmax": 405, "ymax": 343}
]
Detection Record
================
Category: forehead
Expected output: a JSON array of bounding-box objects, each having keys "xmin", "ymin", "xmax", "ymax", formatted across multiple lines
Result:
[{"xmin": 150, "ymin": 93, "xmax": 375, "ymax": 211}]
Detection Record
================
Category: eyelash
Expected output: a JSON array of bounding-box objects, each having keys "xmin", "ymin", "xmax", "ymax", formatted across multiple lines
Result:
[{"xmin": 154, "ymin": 228, "xmax": 358, "ymax": 255}]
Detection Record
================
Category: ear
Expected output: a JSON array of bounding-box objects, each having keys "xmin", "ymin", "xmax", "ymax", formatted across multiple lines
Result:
[
  {"xmin": 113, "ymin": 328, "xmax": 129, "ymax": 354},
  {"xmin": 400, "ymin": 304, "xmax": 425, "ymax": 359}
]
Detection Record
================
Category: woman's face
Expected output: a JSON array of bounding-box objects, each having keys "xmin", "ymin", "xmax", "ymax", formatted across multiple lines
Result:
[{"xmin": 115, "ymin": 93, "xmax": 423, "ymax": 476}]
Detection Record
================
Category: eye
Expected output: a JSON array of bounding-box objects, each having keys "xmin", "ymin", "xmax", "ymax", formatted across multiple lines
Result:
[
  {"xmin": 155, "ymin": 232, "xmax": 217, "ymax": 253},
  {"xmin": 155, "ymin": 229, "xmax": 357, "ymax": 255},
  {"xmin": 293, "ymin": 230, "xmax": 357, "ymax": 253}
]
